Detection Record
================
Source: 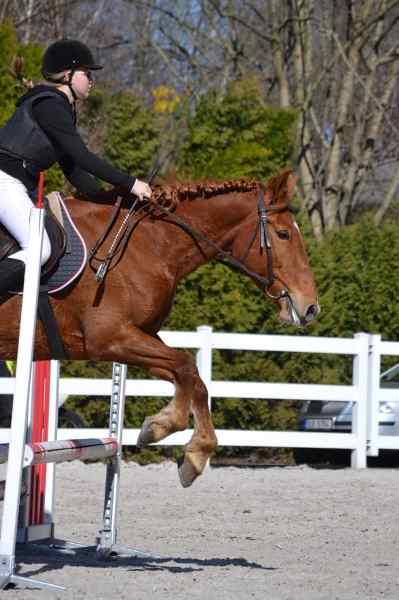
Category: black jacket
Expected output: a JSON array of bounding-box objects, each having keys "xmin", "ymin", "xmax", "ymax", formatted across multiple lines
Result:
[{"xmin": 0, "ymin": 85, "xmax": 135, "ymax": 194}]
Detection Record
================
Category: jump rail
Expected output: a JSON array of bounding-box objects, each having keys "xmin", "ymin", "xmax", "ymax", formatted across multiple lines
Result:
[
  {"xmin": 0, "ymin": 438, "xmax": 118, "ymax": 467},
  {"xmin": 0, "ymin": 438, "xmax": 118, "ymax": 466}
]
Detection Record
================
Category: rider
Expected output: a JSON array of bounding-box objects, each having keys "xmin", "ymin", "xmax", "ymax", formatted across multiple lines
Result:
[{"xmin": 0, "ymin": 39, "xmax": 152, "ymax": 295}]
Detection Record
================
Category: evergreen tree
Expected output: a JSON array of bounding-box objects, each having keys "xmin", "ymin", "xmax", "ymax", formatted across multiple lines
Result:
[
  {"xmin": 0, "ymin": 21, "xmax": 20, "ymax": 128},
  {"xmin": 178, "ymin": 76, "xmax": 297, "ymax": 181},
  {"xmin": 103, "ymin": 91, "xmax": 160, "ymax": 178}
]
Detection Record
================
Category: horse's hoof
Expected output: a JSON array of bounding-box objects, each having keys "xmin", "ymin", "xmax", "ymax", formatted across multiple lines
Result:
[
  {"xmin": 178, "ymin": 457, "xmax": 200, "ymax": 488},
  {"xmin": 136, "ymin": 419, "xmax": 156, "ymax": 448}
]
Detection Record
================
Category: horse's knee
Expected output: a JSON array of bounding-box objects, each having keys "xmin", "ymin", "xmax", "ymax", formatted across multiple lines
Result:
[
  {"xmin": 175, "ymin": 355, "xmax": 208, "ymax": 397},
  {"xmin": 174, "ymin": 353, "xmax": 197, "ymax": 381},
  {"xmin": 194, "ymin": 377, "xmax": 208, "ymax": 404}
]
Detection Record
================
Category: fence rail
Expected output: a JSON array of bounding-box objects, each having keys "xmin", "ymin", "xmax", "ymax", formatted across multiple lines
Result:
[{"xmin": 0, "ymin": 327, "xmax": 398, "ymax": 467}]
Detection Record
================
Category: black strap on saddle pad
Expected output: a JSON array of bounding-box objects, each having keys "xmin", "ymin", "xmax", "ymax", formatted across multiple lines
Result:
[{"xmin": 37, "ymin": 286, "xmax": 67, "ymax": 359}]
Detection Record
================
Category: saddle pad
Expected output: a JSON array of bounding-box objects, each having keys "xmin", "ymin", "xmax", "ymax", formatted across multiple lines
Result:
[{"xmin": 43, "ymin": 193, "xmax": 87, "ymax": 294}]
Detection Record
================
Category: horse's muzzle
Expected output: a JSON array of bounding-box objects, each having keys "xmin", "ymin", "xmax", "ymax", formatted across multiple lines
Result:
[{"xmin": 279, "ymin": 296, "xmax": 320, "ymax": 327}]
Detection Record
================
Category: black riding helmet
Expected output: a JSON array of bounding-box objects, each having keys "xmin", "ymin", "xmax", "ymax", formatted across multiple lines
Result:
[{"xmin": 42, "ymin": 39, "xmax": 103, "ymax": 79}]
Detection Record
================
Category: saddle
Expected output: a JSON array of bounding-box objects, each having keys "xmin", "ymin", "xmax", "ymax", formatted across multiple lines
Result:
[
  {"xmin": 0, "ymin": 192, "xmax": 87, "ymax": 293},
  {"xmin": 0, "ymin": 194, "xmax": 66, "ymax": 281}
]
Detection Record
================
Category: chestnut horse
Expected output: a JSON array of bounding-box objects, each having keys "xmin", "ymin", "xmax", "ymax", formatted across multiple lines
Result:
[{"xmin": 0, "ymin": 169, "xmax": 319, "ymax": 487}]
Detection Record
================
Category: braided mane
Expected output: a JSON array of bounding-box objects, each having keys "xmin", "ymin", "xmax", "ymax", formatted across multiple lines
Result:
[
  {"xmin": 153, "ymin": 178, "xmax": 259, "ymax": 206},
  {"xmin": 152, "ymin": 168, "xmax": 293, "ymax": 206}
]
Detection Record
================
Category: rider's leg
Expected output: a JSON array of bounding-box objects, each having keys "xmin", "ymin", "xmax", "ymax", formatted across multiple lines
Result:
[
  {"xmin": 0, "ymin": 258, "xmax": 25, "ymax": 293},
  {"xmin": 0, "ymin": 170, "xmax": 51, "ymax": 294}
]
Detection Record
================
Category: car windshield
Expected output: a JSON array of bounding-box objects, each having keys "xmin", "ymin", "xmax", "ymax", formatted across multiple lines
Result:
[{"xmin": 381, "ymin": 363, "xmax": 399, "ymax": 387}]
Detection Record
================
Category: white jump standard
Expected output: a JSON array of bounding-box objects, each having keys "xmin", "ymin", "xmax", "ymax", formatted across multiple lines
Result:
[
  {"xmin": 0, "ymin": 360, "xmax": 151, "ymax": 591},
  {"xmin": 0, "ymin": 204, "xmax": 58, "ymax": 591},
  {"xmin": 0, "ymin": 201, "xmax": 151, "ymax": 592},
  {"xmin": 19, "ymin": 361, "xmax": 154, "ymax": 565}
]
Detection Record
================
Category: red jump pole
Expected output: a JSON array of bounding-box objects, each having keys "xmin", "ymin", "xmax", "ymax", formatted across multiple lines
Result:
[
  {"xmin": 29, "ymin": 361, "xmax": 51, "ymax": 525},
  {"xmin": 37, "ymin": 171, "xmax": 45, "ymax": 209}
]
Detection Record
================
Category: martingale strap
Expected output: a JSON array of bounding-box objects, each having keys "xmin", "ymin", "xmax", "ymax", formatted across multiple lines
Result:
[
  {"xmin": 88, "ymin": 195, "xmax": 123, "ymax": 280},
  {"xmin": 89, "ymin": 168, "xmax": 160, "ymax": 283},
  {"xmin": 90, "ymin": 196, "xmax": 123, "ymax": 256},
  {"xmin": 89, "ymin": 198, "xmax": 143, "ymax": 284}
]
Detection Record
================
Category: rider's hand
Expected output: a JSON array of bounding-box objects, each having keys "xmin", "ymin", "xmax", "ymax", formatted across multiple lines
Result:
[{"xmin": 131, "ymin": 179, "xmax": 152, "ymax": 202}]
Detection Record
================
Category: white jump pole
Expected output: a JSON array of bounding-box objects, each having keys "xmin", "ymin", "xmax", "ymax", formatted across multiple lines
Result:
[{"xmin": 0, "ymin": 192, "xmax": 63, "ymax": 590}]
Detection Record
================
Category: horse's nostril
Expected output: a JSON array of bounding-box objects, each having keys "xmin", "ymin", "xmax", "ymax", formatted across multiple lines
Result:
[{"xmin": 305, "ymin": 304, "xmax": 319, "ymax": 321}]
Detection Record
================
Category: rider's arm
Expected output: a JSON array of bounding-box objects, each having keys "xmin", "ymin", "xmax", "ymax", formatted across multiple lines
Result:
[
  {"xmin": 32, "ymin": 97, "xmax": 136, "ymax": 192},
  {"xmin": 58, "ymin": 155, "xmax": 102, "ymax": 195}
]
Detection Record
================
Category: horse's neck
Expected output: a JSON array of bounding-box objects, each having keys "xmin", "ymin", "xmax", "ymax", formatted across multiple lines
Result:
[
  {"xmin": 171, "ymin": 193, "xmax": 253, "ymax": 278},
  {"xmin": 68, "ymin": 192, "xmax": 253, "ymax": 280}
]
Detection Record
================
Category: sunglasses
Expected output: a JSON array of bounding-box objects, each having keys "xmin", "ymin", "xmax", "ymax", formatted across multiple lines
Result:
[{"xmin": 78, "ymin": 69, "xmax": 93, "ymax": 82}]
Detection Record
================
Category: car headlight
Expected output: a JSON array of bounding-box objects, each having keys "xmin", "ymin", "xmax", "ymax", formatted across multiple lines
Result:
[{"xmin": 380, "ymin": 402, "xmax": 394, "ymax": 414}]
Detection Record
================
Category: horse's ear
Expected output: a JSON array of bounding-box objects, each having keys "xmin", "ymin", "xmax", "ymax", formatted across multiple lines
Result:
[{"xmin": 286, "ymin": 173, "xmax": 298, "ymax": 201}]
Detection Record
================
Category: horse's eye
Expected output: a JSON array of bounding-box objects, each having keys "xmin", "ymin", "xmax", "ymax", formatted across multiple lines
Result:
[{"xmin": 277, "ymin": 230, "xmax": 290, "ymax": 240}]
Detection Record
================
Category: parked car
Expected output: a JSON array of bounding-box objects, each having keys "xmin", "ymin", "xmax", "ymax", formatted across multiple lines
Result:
[{"xmin": 295, "ymin": 363, "xmax": 399, "ymax": 464}]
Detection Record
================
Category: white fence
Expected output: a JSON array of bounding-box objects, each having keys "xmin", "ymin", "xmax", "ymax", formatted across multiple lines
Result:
[{"xmin": 0, "ymin": 327, "xmax": 398, "ymax": 468}]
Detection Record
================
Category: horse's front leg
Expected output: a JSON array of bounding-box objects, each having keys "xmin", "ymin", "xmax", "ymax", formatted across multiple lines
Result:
[
  {"xmin": 140, "ymin": 353, "xmax": 218, "ymax": 488},
  {"xmin": 86, "ymin": 326, "xmax": 217, "ymax": 487}
]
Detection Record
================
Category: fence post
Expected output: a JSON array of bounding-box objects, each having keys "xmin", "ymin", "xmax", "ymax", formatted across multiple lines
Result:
[
  {"xmin": 351, "ymin": 333, "xmax": 369, "ymax": 468},
  {"xmin": 196, "ymin": 326, "xmax": 213, "ymax": 412},
  {"xmin": 367, "ymin": 334, "xmax": 381, "ymax": 457}
]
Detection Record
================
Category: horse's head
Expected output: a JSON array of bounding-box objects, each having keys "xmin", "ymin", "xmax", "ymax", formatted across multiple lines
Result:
[{"xmin": 231, "ymin": 170, "xmax": 320, "ymax": 326}]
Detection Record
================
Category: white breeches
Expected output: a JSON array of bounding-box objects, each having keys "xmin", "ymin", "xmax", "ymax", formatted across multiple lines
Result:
[{"xmin": 0, "ymin": 169, "xmax": 51, "ymax": 265}]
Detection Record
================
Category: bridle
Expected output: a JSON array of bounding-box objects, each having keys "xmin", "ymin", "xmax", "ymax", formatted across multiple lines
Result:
[
  {"xmin": 233, "ymin": 189, "xmax": 296, "ymax": 301},
  {"xmin": 89, "ymin": 188, "xmax": 296, "ymax": 305}
]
